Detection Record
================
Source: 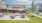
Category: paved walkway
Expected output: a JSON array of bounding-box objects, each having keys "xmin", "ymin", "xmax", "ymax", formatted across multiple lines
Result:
[
  {"xmin": 29, "ymin": 13, "xmax": 42, "ymax": 18},
  {"xmin": 0, "ymin": 16, "xmax": 30, "ymax": 20}
]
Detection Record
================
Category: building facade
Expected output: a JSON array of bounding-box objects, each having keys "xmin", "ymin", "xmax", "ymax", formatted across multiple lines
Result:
[
  {"xmin": 0, "ymin": 0, "xmax": 26, "ymax": 14},
  {"xmin": 35, "ymin": 2, "xmax": 42, "ymax": 14}
]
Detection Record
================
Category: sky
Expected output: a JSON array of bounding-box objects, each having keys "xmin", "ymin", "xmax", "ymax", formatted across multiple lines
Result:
[{"xmin": 5, "ymin": 0, "xmax": 42, "ymax": 8}]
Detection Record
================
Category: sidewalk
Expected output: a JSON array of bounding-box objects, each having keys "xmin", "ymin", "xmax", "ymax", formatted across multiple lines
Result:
[{"xmin": 29, "ymin": 13, "xmax": 42, "ymax": 18}]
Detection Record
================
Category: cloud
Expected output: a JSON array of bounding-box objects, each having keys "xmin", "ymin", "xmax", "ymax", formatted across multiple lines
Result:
[
  {"xmin": 12, "ymin": 0, "xmax": 32, "ymax": 8},
  {"xmin": 12, "ymin": 0, "xmax": 32, "ymax": 5},
  {"xmin": 6, "ymin": 0, "xmax": 42, "ymax": 8},
  {"xmin": 34, "ymin": 0, "xmax": 42, "ymax": 4},
  {"xmin": 16, "ymin": 0, "xmax": 29, "ymax": 3}
]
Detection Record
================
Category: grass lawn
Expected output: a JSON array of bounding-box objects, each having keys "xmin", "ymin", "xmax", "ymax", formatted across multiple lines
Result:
[{"xmin": 0, "ymin": 14, "xmax": 42, "ymax": 23}]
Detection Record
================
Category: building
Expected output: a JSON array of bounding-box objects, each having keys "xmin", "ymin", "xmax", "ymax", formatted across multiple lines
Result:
[
  {"xmin": 34, "ymin": 2, "xmax": 42, "ymax": 14},
  {"xmin": 0, "ymin": 0, "xmax": 26, "ymax": 13},
  {"xmin": 0, "ymin": 0, "xmax": 26, "ymax": 18},
  {"xmin": 35, "ymin": 2, "xmax": 42, "ymax": 12},
  {"xmin": 0, "ymin": 0, "xmax": 7, "ymax": 13}
]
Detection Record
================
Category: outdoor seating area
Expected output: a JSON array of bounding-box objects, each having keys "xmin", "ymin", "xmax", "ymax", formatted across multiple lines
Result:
[{"xmin": 0, "ymin": 15, "xmax": 30, "ymax": 20}]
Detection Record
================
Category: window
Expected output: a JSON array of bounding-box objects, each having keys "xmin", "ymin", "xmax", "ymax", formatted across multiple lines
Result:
[
  {"xmin": 12, "ymin": 10, "xmax": 16, "ymax": 13},
  {"xmin": 2, "ymin": 10, "xmax": 4, "ymax": 12},
  {"xmin": 40, "ymin": 4, "xmax": 42, "ymax": 9},
  {"xmin": 5, "ymin": 9, "xmax": 7, "ymax": 12},
  {"xmin": 39, "ymin": 4, "xmax": 42, "ymax": 12},
  {"xmin": 2, "ymin": 9, "xmax": 7, "ymax": 13},
  {"xmin": 8, "ymin": 10, "xmax": 11, "ymax": 13}
]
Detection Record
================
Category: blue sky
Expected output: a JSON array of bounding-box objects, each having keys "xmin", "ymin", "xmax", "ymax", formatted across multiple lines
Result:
[
  {"xmin": 5, "ymin": 0, "xmax": 42, "ymax": 8},
  {"xmin": 5, "ymin": 0, "xmax": 13, "ymax": 4}
]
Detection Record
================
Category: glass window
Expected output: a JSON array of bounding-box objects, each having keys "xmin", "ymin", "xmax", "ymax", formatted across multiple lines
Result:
[
  {"xmin": 1, "ymin": 0, "xmax": 5, "ymax": 2},
  {"xmin": 14, "ymin": 10, "xmax": 15, "ymax": 13},
  {"xmin": 2, "ymin": 10, "xmax": 4, "ymax": 13},
  {"xmin": 8, "ymin": 10, "xmax": 11, "ymax": 13},
  {"xmin": 13, "ymin": 7, "xmax": 16, "ymax": 8},
  {"xmin": 5, "ymin": 9, "xmax": 7, "ymax": 12},
  {"xmin": 2, "ymin": 10, "xmax": 7, "ymax": 13},
  {"xmin": 39, "ymin": 4, "xmax": 42, "ymax": 12},
  {"xmin": 40, "ymin": 5, "xmax": 42, "ymax": 10}
]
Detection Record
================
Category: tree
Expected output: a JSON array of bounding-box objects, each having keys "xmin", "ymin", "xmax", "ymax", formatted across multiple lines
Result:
[{"xmin": 31, "ymin": 2, "xmax": 35, "ymax": 13}]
